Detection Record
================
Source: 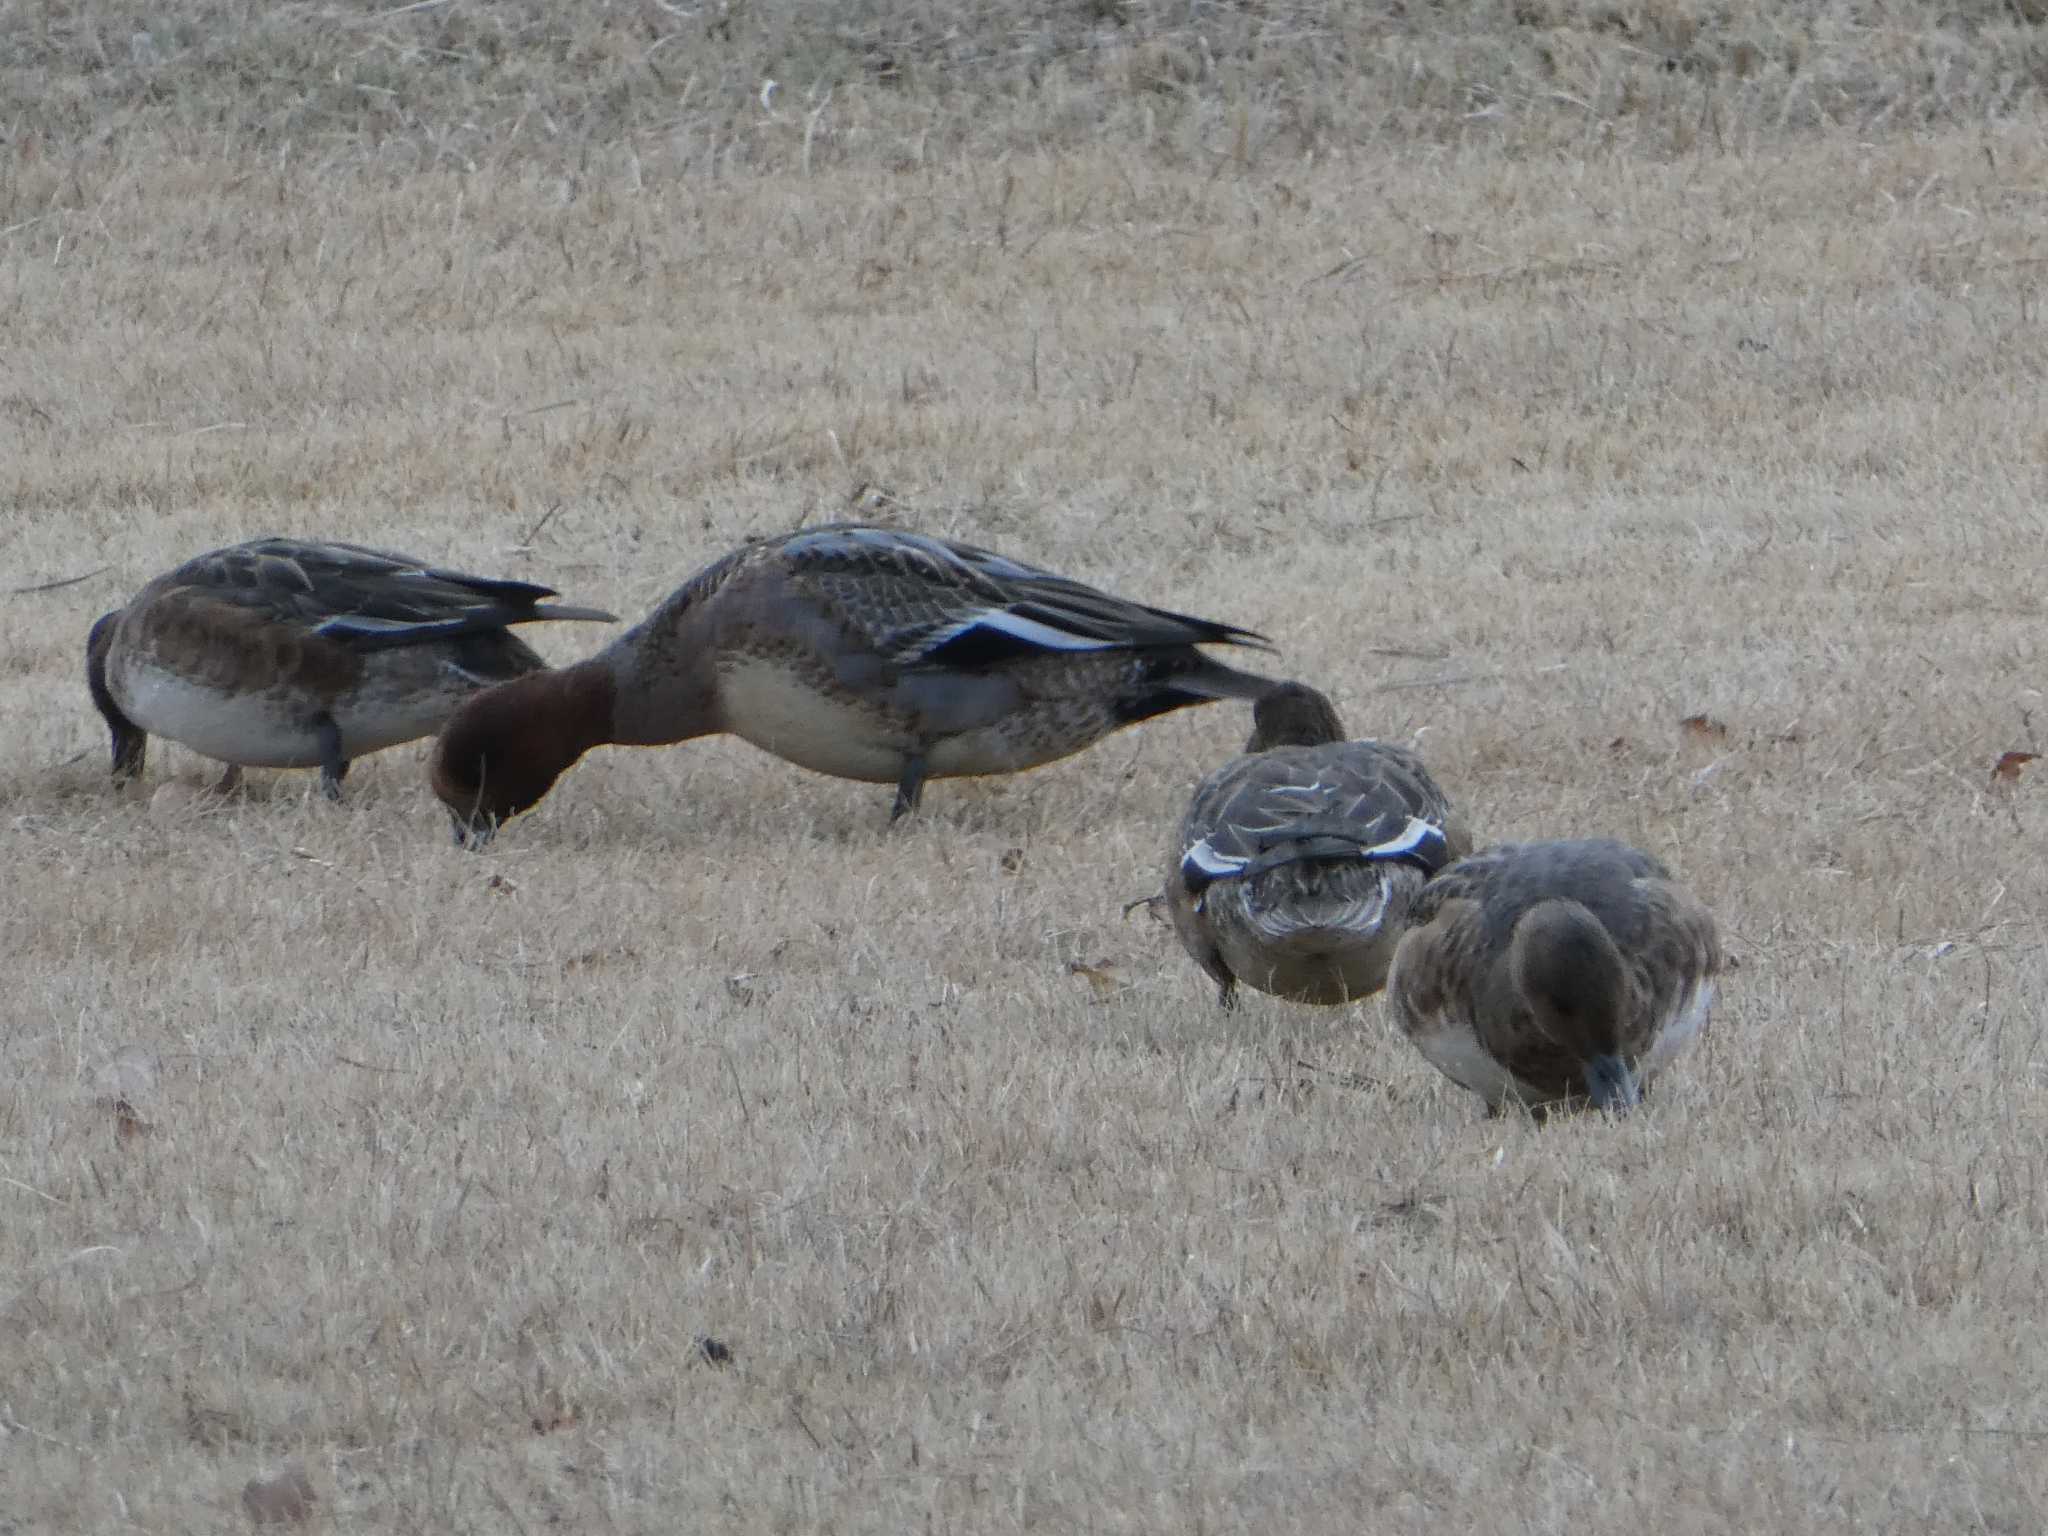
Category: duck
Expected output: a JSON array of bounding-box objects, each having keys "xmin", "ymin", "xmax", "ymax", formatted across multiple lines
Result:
[
  {"xmin": 86, "ymin": 537, "xmax": 615, "ymax": 797},
  {"xmin": 1384, "ymin": 838, "xmax": 1723, "ymax": 1116},
  {"xmin": 1163, "ymin": 681, "xmax": 1469, "ymax": 1007},
  {"xmin": 429, "ymin": 521, "xmax": 1275, "ymax": 843}
]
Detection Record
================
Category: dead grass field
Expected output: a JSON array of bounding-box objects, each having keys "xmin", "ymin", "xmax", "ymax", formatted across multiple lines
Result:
[{"xmin": 3, "ymin": 3, "xmax": 2047, "ymax": 1530}]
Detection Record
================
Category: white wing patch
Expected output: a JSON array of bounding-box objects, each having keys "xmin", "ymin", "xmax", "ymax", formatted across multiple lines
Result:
[
  {"xmin": 1366, "ymin": 816, "xmax": 1446, "ymax": 863},
  {"xmin": 315, "ymin": 614, "xmax": 421, "ymax": 638},
  {"xmin": 949, "ymin": 608, "xmax": 1121, "ymax": 654},
  {"xmin": 1183, "ymin": 815, "xmax": 1446, "ymax": 893},
  {"xmin": 1182, "ymin": 839, "xmax": 1249, "ymax": 883}
]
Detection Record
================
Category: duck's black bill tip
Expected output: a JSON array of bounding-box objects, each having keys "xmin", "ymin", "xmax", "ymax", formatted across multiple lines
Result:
[{"xmin": 1583, "ymin": 1054, "xmax": 1641, "ymax": 1114}]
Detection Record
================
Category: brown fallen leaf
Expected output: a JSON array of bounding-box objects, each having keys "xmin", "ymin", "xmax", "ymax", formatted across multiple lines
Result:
[
  {"xmin": 241, "ymin": 1466, "xmax": 315, "ymax": 1525},
  {"xmin": 1679, "ymin": 714, "xmax": 1729, "ymax": 742},
  {"xmin": 112, "ymin": 1098, "xmax": 155, "ymax": 1144},
  {"xmin": 1991, "ymin": 750, "xmax": 2038, "ymax": 784},
  {"xmin": 1067, "ymin": 961, "xmax": 1128, "ymax": 1002}
]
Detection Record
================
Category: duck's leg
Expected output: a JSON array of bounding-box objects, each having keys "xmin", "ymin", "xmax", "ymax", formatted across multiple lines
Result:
[
  {"xmin": 314, "ymin": 715, "xmax": 349, "ymax": 801},
  {"xmin": 1195, "ymin": 948, "xmax": 1238, "ymax": 1010},
  {"xmin": 890, "ymin": 753, "xmax": 928, "ymax": 821},
  {"xmin": 109, "ymin": 726, "xmax": 148, "ymax": 784}
]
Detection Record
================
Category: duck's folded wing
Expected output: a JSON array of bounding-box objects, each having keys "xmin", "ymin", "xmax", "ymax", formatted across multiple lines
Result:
[
  {"xmin": 1177, "ymin": 745, "xmax": 1457, "ymax": 899},
  {"xmin": 179, "ymin": 538, "xmax": 614, "ymax": 648},
  {"xmin": 313, "ymin": 603, "xmax": 618, "ymax": 651},
  {"xmin": 783, "ymin": 523, "xmax": 1269, "ymax": 667}
]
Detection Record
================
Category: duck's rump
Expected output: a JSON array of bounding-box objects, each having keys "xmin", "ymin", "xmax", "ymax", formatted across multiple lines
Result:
[{"xmin": 1202, "ymin": 859, "xmax": 1423, "ymax": 1003}]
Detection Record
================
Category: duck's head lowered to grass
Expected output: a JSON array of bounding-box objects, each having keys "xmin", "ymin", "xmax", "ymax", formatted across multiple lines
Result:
[
  {"xmin": 430, "ymin": 521, "xmax": 1276, "ymax": 843},
  {"xmin": 429, "ymin": 663, "xmax": 622, "ymax": 847},
  {"xmin": 1385, "ymin": 837, "xmax": 1723, "ymax": 1118}
]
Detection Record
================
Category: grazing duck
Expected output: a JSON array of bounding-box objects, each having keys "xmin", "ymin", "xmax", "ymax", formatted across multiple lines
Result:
[
  {"xmin": 1384, "ymin": 838, "xmax": 1723, "ymax": 1116},
  {"xmin": 430, "ymin": 522, "xmax": 1274, "ymax": 844},
  {"xmin": 86, "ymin": 538, "xmax": 615, "ymax": 797},
  {"xmin": 1164, "ymin": 682, "xmax": 1468, "ymax": 1007}
]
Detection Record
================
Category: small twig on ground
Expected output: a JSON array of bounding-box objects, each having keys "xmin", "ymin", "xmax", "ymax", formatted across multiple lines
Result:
[
  {"xmin": 7, "ymin": 566, "xmax": 109, "ymax": 594},
  {"xmin": 789, "ymin": 1398, "xmax": 824, "ymax": 1450},
  {"xmin": 1364, "ymin": 663, "xmax": 1567, "ymax": 695},
  {"xmin": 518, "ymin": 501, "xmax": 566, "ymax": 549},
  {"xmin": 1366, "ymin": 646, "xmax": 1452, "ymax": 661}
]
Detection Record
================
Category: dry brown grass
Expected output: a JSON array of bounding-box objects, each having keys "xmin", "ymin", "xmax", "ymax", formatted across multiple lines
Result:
[{"xmin": 4, "ymin": 4, "xmax": 2048, "ymax": 1529}]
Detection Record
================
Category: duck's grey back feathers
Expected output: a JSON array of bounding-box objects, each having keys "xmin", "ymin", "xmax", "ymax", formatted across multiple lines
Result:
[
  {"xmin": 1168, "ymin": 720, "xmax": 1466, "ymax": 1007},
  {"xmin": 172, "ymin": 539, "xmax": 616, "ymax": 651},
  {"xmin": 776, "ymin": 524, "xmax": 1271, "ymax": 670}
]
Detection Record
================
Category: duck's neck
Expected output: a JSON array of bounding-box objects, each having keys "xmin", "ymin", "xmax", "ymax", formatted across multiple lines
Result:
[
  {"xmin": 512, "ymin": 658, "xmax": 625, "ymax": 762},
  {"xmin": 581, "ymin": 640, "xmax": 722, "ymax": 749}
]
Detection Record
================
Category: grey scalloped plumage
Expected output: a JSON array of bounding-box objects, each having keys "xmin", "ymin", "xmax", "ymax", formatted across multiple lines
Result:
[
  {"xmin": 1165, "ymin": 682, "xmax": 1470, "ymax": 1007},
  {"xmin": 86, "ymin": 537, "xmax": 615, "ymax": 797},
  {"xmin": 429, "ymin": 521, "xmax": 1276, "ymax": 843},
  {"xmin": 1384, "ymin": 837, "xmax": 1724, "ymax": 1116}
]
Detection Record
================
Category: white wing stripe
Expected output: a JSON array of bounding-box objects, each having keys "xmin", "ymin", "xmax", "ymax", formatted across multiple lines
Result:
[
  {"xmin": 1366, "ymin": 817, "xmax": 1446, "ymax": 862},
  {"xmin": 954, "ymin": 608, "xmax": 1120, "ymax": 653},
  {"xmin": 1182, "ymin": 840, "xmax": 1249, "ymax": 880}
]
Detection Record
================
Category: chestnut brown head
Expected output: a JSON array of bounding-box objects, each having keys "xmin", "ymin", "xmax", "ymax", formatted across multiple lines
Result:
[{"xmin": 429, "ymin": 670, "xmax": 609, "ymax": 847}]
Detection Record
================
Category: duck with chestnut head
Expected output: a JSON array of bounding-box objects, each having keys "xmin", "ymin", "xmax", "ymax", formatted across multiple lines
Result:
[{"xmin": 430, "ymin": 521, "xmax": 1275, "ymax": 844}]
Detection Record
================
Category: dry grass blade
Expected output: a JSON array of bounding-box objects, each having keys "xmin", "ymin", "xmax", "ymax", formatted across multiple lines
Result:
[{"xmin": 1, "ymin": 7, "xmax": 2046, "ymax": 1530}]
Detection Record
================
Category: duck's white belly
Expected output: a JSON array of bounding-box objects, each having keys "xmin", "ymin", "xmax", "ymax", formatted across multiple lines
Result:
[
  {"xmin": 1641, "ymin": 981, "xmax": 1714, "ymax": 1078},
  {"xmin": 1405, "ymin": 1015, "xmax": 1533, "ymax": 1108},
  {"xmin": 114, "ymin": 663, "xmax": 446, "ymax": 768},
  {"xmin": 718, "ymin": 654, "xmax": 1072, "ymax": 784},
  {"xmin": 719, "ymin": 657, "xmax": 911, "ymax": 782}
]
